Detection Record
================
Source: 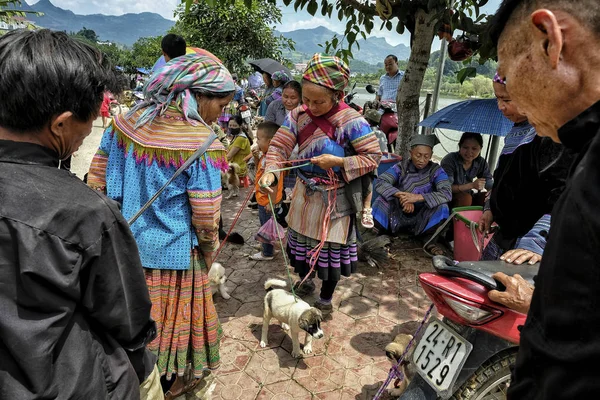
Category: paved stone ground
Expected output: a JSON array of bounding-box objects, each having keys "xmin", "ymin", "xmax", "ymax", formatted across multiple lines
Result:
[
  {"xmin": 72, "ymin": 122, "xmax": 436, "ymax": 400},
  {"xmin": 203, "ymin": 187, "xmax": 436, "ymax": 400}
]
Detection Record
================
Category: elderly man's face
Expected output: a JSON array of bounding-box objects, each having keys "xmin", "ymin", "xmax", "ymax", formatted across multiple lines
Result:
[
  {"xmin": 497, "ymin": 25, "xmax": 559, "ymax": 140},
  {"xmin": 496, "ymin": 9, "xmax": 595, "ymax": 143}
]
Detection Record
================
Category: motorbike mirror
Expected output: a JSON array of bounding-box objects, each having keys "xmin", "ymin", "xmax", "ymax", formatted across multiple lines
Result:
[
  {"xmin": 352, "ymin": 82, "xmax": 356, "ymax": 91},
  {"xmin": 366, "ymin": 84, "xmax": 376, "ymax": 94}
]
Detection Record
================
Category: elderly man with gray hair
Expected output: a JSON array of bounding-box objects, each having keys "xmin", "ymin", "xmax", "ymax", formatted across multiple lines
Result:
[{"xmin": 488, "ymin": 0, "xmax": 600, "ymax": 398}]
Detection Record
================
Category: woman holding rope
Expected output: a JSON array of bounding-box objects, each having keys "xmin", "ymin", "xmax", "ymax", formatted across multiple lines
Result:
[
  {"xmin": 88, "ymin": 54, "xmax": 234, "ymax": 399},
  {"xmin": 259, "ymin": 54, "xmax": 382, "ymax": 314}
]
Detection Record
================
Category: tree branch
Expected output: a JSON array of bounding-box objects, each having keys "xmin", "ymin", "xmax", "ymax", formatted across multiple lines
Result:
[{"xmin": 339, "ymin": 0, "xmax": 377, "ymax": 16}]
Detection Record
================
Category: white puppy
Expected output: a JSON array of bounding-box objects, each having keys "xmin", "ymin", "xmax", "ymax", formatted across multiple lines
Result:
[
  {"xmin": 260, "ymin": 279, "xmax": 324, "ymax": 358},
  {"xmin": 208, "ymin": 262, "xmax": 230, "ymax": 300}
]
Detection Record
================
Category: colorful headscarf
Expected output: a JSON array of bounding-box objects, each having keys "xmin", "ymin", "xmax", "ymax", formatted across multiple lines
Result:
[
  {"xmin": 303, "ymin": 53, "xmax": 350, "ymax": 91},
  {"xmin": 493, "ymin": 72, "xmax": 506, "ymax": 85},
  {"xmin": 271, "ymin": 70, "xmax": 290, "ymax": 83},
  {"xmin": 129, "ymin": 53, "xmax": 235, "ymax": 128}
]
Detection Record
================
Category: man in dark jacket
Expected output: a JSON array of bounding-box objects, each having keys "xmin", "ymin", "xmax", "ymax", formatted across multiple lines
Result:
[
  {"xmin": 0, "ymin": 30, "xmax": 158, "ymax": 399},
  {"xmin": 487, "ymin": 0, "xmax": 600, "ymax": 398}
]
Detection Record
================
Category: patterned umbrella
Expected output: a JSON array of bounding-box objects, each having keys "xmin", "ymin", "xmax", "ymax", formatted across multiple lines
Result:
[
  {"xmin": 151, "ymin": 47, "xmax": 222, "ymax": 72},
  {"xmin": 418, "ymin": 99, "xmax": 513, "ymax": 137}
]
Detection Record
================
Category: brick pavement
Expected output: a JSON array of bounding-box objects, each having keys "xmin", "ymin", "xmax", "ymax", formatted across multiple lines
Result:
[{"xmin": 182, "ymin": 187, "xmax": 436, "ymax": 400}]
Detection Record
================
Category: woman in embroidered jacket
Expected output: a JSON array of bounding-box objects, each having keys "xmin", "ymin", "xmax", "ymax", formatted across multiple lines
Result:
[
  {"xmin": 372, "ymin": 135, "xmax": 452, "ymax": 255},
  {"xmin": 260, "ymin": 54, "xmax": 382, "ymax": 314},
  {"xmin": 87, "ymin": 54, "xmax": 234, "ymax": 399}
]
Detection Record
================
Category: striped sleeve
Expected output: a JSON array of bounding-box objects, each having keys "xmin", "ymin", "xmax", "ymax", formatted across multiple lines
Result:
[
  {"xmin": 186, "ymin": 152, "xmax": 223, "ymax": 255},
  {"xmin": 87, "ymin": 125, "xmax": 115, "ymax": 192},
  {"xmin": 265, "ymin": 110, "xmax": 298, "ymax": 179},
  {"xmin": 374, "ymin": 163, "xmax": 403, "ymax": 200},
  {"xmin": 422, "ymin": 166, "xmax": 452, "ymax": 208},
  {"xmin": 342, "ymin": 121, "xmax": 382, "ymax": 182},
  {"xmin": 515, "ymin": 214, "xmax": 551, "ymax": 255}
]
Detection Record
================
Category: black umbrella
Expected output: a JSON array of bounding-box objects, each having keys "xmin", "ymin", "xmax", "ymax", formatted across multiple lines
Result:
[{"xmin": 248, "ymin": 58, "xmax": 293, "ymax": 79}]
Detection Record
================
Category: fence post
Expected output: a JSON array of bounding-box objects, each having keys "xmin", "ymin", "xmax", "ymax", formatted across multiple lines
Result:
[{"xmin": 422, "ymin": 92, "xmax": 433, "ymax": 135}]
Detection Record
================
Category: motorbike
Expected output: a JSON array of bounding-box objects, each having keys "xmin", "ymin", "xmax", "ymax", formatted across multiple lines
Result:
[
  {"xmin": 366, "ymin": 84, "xmax": 398, "ymax": 153},
  {"xmin": 237, "ymin": 103, "xmax": 254, "ymax": 127},
  {"xmin": 344, "ymin": 82, "xmax": 363, "ymax": 114},
  {"xmin": 397, "ymin": 256, "xmax": 537, "ymax": 400}
]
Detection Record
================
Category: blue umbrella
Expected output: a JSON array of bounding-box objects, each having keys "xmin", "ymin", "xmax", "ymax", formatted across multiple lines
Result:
[{"xmin": 418, "ymin": 99, "xmax": 513, "ymax": 137}]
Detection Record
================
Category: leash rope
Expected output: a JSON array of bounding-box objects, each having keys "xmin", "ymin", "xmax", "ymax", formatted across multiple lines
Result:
[
  {"xmin": 260, "ymin": 161, "xmax": 338, "ymax": 299},
  {"xmin": 213, "ymin": 186, "xmax": 255, "ymax": 261},
  {"xmin": 267, "ymin": 194, "xmax": 297, "ymax": 301},
  {"xmin": 373, "ymin": 303, "xmax": 435, "ymax": 400}
]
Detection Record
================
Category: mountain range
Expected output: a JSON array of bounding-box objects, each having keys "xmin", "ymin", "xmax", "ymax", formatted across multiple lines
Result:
[
  {"xmin": 14, "ymin": 1, "xmax": 408, "ymax": 64},
  {"xmin": 16, "ymin": 0, "xmax": 175, "ymax": 46},
  {"xmin": 278, "ymin": 26, "xmax": 410, "ymax": 64}
]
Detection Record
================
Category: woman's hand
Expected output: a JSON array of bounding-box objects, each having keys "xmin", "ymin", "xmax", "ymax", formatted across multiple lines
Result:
[
  {"xmin": 472, "ymin": 178, "xmax": 486, "ymax": 191},
  {"xmin": 402, "ymin": 203, "xmax": 415, "ymax": 214},
  {"xmin": 488, "ymin": 272, "xmax": 534, "ymax": 314},
  {"xmin": 259, "ymin": 172, "xmax": 275, "ymax": 194},
  {"xmin": 478, "ymin": 210, "xmax": 493, "ymax": 233},
  {"xmin": 310, "ymin": 154, "xmax": 343, "ymax": 170},
  {"xmin": 500, "ymin": 249, "xmax": 542, "ymax": 265},
  {"xmin": 396, "ymin": 192, "xmax": 423, "ymax": 205}
]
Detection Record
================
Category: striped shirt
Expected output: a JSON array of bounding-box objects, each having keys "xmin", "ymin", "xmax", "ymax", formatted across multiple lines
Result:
[{"xmin": 378, "ymin": 71, "xmax": 404, "ymax": 102}]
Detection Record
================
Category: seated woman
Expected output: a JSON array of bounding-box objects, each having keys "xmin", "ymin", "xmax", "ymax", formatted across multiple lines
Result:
[
  {"xmin": 441, "ymin": 132, "xmax": 493, "ymax": 208},
  {"xmin": 373, "ymin": 135, "xmax": 452, "ymax": 255},
  {"xmin": 227, "ymin": 114, "xmax": 252, "ymax": 179}
]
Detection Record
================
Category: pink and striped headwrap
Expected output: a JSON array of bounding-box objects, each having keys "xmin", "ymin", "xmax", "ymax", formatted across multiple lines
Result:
[
  {"xmin": 129, "ymin": 53, "xmax": 235, "ymax": 128},
  {"xmin": 493, "ymin": 72, "xmax": 506, "ymax": 85}
]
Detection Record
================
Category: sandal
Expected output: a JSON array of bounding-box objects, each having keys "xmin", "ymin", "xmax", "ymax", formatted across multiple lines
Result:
[
  {"xmin": 165, "ymin": 378, "xmax": 202, "ymax": 400},
  {"xmin": 425, "ymin": 243, "xmax": 447, "ymax": 257},
  {"xmin": 361, "ymin": 208, "xmax": 375, "ymax": 229}
]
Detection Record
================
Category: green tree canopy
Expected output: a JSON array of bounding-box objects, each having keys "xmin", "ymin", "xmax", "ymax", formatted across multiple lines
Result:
[
  {"xmin": 76, "ymin": 27, "xmax": 98, "ymax": 43},
  {"xmin": 129, "ymin": 36, "xmax": 162, "ymax": 70},
  {"xmin": 171, "ymin": 0, "xmax": 293, "ymax": 75}
]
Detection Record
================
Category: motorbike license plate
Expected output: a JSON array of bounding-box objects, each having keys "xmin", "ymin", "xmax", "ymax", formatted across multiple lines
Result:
[
  {"xmin": 241, "ymin": 110, "xmax": 252, "ymax": 119},
  {"xmin": 412, "ymin": 318, "xmax": 472, "ymax": 398}
]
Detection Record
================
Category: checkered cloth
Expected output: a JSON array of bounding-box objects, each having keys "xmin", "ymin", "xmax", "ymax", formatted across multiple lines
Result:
[
  {"xmin": 130, "ymin": 54, "xmax": 234, "ymax": 129},
  {"xmin": 377, "ymin": 71, "xmax": 404, "ymax": 102},
  {"xmin": 303, "ymin": 53, "xmax": 349, "ymax": 91}
]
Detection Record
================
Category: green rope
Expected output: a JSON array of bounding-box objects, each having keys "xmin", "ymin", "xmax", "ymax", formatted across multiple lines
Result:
[
  {"xmin": 265, "ymin": 162, "xmax": 311, "ymax": 174},
  {"xmin": 267, "ymin": 193, "xmax": 298, "ymax": 302}
]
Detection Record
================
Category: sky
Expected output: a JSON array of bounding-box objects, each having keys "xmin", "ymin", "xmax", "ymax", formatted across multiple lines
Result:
[{"xmin": 30, "ymin": 0, "xmax": 502, "ymax": 47}]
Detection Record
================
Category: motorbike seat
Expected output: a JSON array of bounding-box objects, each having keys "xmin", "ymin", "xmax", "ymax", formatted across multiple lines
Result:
[{"xmin": 432, "ymin": 256, "xmax": 539, "ymax": 291}]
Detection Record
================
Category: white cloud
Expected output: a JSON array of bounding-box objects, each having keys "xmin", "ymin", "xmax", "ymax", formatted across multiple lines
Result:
[{"xmin": 277, "ymin": 17, "xmax": 341, "ymax": 33}]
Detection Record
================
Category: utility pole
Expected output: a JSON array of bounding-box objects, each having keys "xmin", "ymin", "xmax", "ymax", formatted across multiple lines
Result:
[{"xmin": 431, "ymin": 39, "xmax": 448, "ymax": 114}]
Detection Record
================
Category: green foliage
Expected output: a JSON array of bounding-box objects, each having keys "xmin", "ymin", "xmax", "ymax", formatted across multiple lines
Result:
[
  {"xmin": 129, "ymin": 36, "xmax": 163, "ymax": 70},
  {"xmin": 76, "ymin": 27, "xmax": 98, "ymax": 42},
  {"xmin": 420, "ymin": 67, "xmax": 494, "ymax": 98},
  {"xmin": 172, "ymin": 0, "xmax": 293, "ymax": 75},
  {"xmin": 0, "ymin": 0, "xmax": 40, "ymax": 22}
]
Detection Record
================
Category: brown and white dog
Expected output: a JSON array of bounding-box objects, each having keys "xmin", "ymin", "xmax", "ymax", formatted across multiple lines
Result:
[
  {"xmin": 385, "ymin": 333, "xmax": 415, "ymax": 397},
  {"xmin": 222, "ymin": 163, "xmax": 240, "ymax": 199},
  {"xmin": 260, "ymin": 279, "xmax": 324, "ymax": 358}
]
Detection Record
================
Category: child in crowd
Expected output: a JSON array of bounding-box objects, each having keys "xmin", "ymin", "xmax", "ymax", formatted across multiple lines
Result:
[
  {"xmin": 250, "ymin": 121, "xmax": 284, "ymax": 261},
  {"xmin": 357, "ymin": 109, "xmax": 388, "ymax": 230}
]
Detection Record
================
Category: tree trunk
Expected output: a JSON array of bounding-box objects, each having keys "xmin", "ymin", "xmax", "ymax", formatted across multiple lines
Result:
[{"xmin": 395, "ymin": 8, "xmax": 437, "ymax": 158}]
